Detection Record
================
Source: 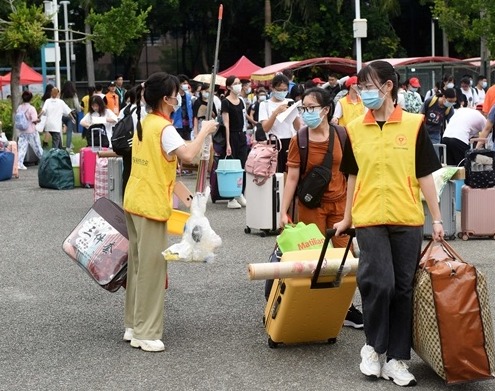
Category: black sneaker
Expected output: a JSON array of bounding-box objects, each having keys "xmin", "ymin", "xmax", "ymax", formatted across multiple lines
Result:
[{"xmin": 344, "ymin": 304, "xmax": 364, "ymax": 329}]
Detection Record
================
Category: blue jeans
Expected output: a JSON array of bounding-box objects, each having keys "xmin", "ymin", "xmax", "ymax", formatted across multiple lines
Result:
[
  {"xmin": 428, "ymin": 130, "xmax": 441, "ymax": 145},
  {"xmin": 62, "ymin": 115, "xmax": 74, "ymax": 149},
  {"xmin": 356, "ymin": 225, "xmax": 422, "ymax": 360}
]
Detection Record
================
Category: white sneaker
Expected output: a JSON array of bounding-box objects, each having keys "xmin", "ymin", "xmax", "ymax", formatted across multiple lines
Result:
[
  {"xmin": 381, "ymin": 359, "xmax": 417, "ymax": 387},
  {"xmin": 123, "ymin": 328, "xmax": 133, "ymax": 342},
  {"xmin": 235, "ymin": 194, "xmax": 247, "ymax": 207},
  {"xmin": 227, "ymin": 199, "xmax": 242, "ymax": 209},
  {"xmin": 360, "ymin": 344, "xmax": 381, "ymax": 378},
  {"xmin": 130, "ymin": 338, "xmax": 165, "ymax": 352},
  {"xmin": 18, "ymin": 164, "xmax": 27, "ymax": 170}
]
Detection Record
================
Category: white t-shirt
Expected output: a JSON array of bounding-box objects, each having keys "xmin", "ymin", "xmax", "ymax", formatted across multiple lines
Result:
[
  {"xmin": 460, "ymin": 88, "xmax": 479, "ymax": 108},
  {"xmin": 475, "ymin": 87, "xmax": 486, "ymax": 105},
  {"xmin": 81, "ymin": 109, "xmax": 118, "ymax": 147},
  {"xmin": 161, "ymin": 125, "xmax": 186, "ymax": 155},
  {"xmin": 42, "ymin": 98, "xmax": 72, "ymax": 133},
  {"xmin": 443, "ymin": 107, "xmax": 486, "ymax": 144},
  {"xmin": 258, "ymin": 99, "xmax": 298, "ymax": 139}
]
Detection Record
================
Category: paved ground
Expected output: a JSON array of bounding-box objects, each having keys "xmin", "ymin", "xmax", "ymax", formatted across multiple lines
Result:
[{"xmin": 1, "ymin": 166, "xmax": 495, "ymax": 391}]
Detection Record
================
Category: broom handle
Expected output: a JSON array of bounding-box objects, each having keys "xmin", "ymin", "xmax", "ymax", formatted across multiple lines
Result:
[{"xmin": 196, "ymin": 4, "xmax": 223, "ymax": 193}]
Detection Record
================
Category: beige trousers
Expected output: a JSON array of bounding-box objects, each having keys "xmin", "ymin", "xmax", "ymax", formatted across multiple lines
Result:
[{"xmin": 124, "ymin": 212, "xmax": 168, "ymax": 340}]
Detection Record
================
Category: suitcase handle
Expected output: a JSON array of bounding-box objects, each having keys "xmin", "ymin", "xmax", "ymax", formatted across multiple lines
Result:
[{"xmin": 310, "ymin": 228, "xmax": 355, "ymax": 289}]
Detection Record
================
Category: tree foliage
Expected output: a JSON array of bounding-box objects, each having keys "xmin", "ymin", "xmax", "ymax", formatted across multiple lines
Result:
[
  {"xmin": 265, "ymin": 0, "xmax": 405, "ymax": 61},
  {"xmin": 0, "ymin": 1, "xmax": 48, "ymax": 52},
  {"xmin": 428, "ymin": 0, "xmax": 495, "ymax": 56},
  {"xmin": 87, "ymin": 0, "xmax": 151, "ymax": 55}
]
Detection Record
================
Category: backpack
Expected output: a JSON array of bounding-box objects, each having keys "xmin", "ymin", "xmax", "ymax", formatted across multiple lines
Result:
[
  {"xmin": 297, "ymin": 124, "xmax": 347, "ymax": 178},
  {"xmin": 404, "ymin": 91, "xmax": 422, "ymax": 113},
  {"xmin": 428, "ymin": 96, "xmax": 452, "ymax": 116},
  {"xmin": 245, "ymin": 134, "xmax": 281, "ymax": 185},
  {"xmin": 15, "ymin": 106, "xmax": 30, "ymax": 131},
  {"xmin": 111, "ymin": 105, "xmax": 137, "ymax": 155}
]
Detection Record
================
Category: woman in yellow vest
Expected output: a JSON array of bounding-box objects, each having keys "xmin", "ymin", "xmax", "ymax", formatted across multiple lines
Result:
[
  {"xmin": 122, "ymin": 72, "xmax": 217, "ymax": 352},
  {"xmin": 334, "ymin": 61, "xmax": 444, "ymax": 386},
  {"xmin": 331, "ymin": 76, "xmax": 364, "ymax": 126}
]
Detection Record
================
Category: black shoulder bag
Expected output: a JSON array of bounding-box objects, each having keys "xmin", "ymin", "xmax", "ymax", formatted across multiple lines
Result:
[{"xmin": 297, "ymin": 127, "xmax": 335, "ymax": 209}]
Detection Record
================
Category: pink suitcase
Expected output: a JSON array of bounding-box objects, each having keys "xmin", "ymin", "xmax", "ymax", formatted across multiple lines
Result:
[
  {"xmin": 458, "ymin": 185, "xmax": 495, "ymax": 240},
  {"xmin": 93, "ymin": 157, "xmax": 109, "ymax": 202},
  {"xmin": 7, "ymin": 141, "xmax": 18, "ymax": 178},
  {"xmin": 80, "ymin": 147, "xmax": 97, "ymax": 188}
]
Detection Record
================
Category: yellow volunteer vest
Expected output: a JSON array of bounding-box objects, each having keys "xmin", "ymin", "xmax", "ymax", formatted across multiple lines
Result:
[
  {"xmin": 124, "ymin": 113, "xmax": 176, "ymax": 222},
  {"xmin": 338, "ymin": 95, "xmax": 365, "ymax": 127},
  {"xmin": 346, "ymin": 106, "xmax": 425, "ymax": 227}
]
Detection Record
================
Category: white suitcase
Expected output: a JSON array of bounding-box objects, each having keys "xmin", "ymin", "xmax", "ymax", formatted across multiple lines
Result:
[
  {"xmin": 244, "ymin": 172, "xmax": 284, "ymax": 237},
  {"xmin": 107, "ymin": 157, "xmax": 124, "ymax": 206}
]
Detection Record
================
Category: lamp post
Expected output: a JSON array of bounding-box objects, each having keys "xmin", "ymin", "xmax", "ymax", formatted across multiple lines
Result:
[
  {"xmin": 44, "ymin": 0, "xmax": 61, "ymax": 89},
  {"xmin": 353, "ymin": 0, "xmax": 367, "ymax": 72},
  {"xmin": 60, "ymin": 1, "xmax": 71, "ymax": 81},
  {"xmin": 69, "ymin": 22, "xmax": 76, "ymax": 81},
  {"xmin": 431, "ymin": 17, "xmax": 438, "ymax": 89}
]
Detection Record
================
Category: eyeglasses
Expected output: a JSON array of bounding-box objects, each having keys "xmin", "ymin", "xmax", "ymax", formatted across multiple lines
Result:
[{"xmin": 297, "ymin": 105, "xmax": 321, "ymax": 114}]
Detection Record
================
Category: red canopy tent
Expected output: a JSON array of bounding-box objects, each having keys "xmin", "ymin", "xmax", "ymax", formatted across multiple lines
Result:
[
  {"xmin": 219, "ymin": 56, "xmax": 262, "ymax": 80},
  {"xmin": 0, "ymin": 62, "xmax": 43, "ymax": 86}
]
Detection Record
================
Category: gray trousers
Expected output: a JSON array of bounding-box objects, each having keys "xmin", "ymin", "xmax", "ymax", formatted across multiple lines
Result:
[{"xmin": 356, "ymin": 225, "xmax": 422, "ymax": 360}]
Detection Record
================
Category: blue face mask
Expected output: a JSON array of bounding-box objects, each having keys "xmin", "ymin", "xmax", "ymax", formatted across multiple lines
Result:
[
  {"xmin": 302, "ymin": 110, "xmax": 323, "ymax": 129},
  {"xmin": 443, "ymin": 100, "xmax": 454, "ymax": 108},
  {"xmin": 361, "ymin": 89, "xmax": 385, "ymax": 110},
  {"xmin": 410, "ymin": 87, "xmax": 418, "ymax": 93},
  {"xmin": 272, "ymin": 90, "xmax": 288, "ymax": 101},
  {"xmin": 482, "ymin": 81, "xmax": 488, "ymax": 89}
]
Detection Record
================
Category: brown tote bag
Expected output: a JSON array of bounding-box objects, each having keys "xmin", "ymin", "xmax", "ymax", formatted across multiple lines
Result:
[{"xmin": 413, "ymin": 239, "xmax": 495, "ymax": 384}]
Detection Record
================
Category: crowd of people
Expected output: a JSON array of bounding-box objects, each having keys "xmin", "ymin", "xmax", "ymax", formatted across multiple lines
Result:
[{"xmin": 6, "ymin": 64, "xmax": 495, "ymax": 387}]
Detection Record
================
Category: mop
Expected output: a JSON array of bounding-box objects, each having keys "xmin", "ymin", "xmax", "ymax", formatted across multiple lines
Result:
[{"xmin": 163, "ymin": 4, "xmax": 224, "ymax": 263}]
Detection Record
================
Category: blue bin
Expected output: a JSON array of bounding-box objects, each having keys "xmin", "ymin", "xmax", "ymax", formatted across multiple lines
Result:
[
  {"xmin": 454, "ymin": 179, "xmax": 463, "ymax": 211},
  {"xmin": 216, "ymin": 158, "xmax": 244, "ymax": 198}
]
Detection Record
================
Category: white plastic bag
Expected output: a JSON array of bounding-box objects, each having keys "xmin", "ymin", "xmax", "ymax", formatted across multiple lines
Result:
[
  {"xmin": 163, "ymin": 186, "xmax": 222, "ymax": 263},
  {"xmin": 35, "ymin": 115, "xmax": 46, "ymax": 133}
]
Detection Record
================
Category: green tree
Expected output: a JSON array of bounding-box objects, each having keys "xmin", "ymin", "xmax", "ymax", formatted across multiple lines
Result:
[
  {"xmin": 0, "ymin": 0, "xmax": 48, "ymax": 140},
  {"xmin": 86, "ymin": 0, "xmax": 152, "ymax": 83},
  {"xmin": 265, "ymin": 0, "xmax": 405, "ymax": 62},
  {"xmin": 428, "ymin": 0, "xmax": 495, "ymax": 58}
]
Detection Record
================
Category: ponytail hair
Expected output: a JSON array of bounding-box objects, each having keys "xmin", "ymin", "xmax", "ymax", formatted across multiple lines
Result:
[{"xmin": 135, "ymin": 72, "xmax": 180, "ymax": 142}]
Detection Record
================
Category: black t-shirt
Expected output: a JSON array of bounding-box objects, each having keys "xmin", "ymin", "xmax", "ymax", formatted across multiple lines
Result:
[
  {"xmin": 221, "ymin": 98, "xmax": 245, "ymax": 133},
  {"xmin": 340, "ymin": 121, "xmax": 441, "ymax": 178},
  {"xmin": 193, "ymin": 98, "xmax": 217, "ymax": 120}
]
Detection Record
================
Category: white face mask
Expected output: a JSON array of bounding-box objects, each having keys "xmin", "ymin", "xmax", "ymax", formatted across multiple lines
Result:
[
  {"xmin": 166, "ymin": 94, "xmax": 182, "ymax": 112},
  {"xmin": 181, "ymin": 84, "xmax": 189, "ymax": 92},
  {"xmin": 258, "ymin": 95, "xmax": 267, "ymax": 102},
  {"xmin": 446, "ymin": 82, "xmax": 454, "ymax": 89},
  {"xmin": 232, "ymin": 84, "xmax": 242, "ymax": 95},
  {"xmin": 202, "ymin": 92, "xmax": 210, "ymax": 100}
]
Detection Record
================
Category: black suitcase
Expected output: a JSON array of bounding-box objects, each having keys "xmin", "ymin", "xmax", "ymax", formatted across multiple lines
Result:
[
  {"xmin": 24, "ymin": 143, "xmax": 40, "ymax": 166},
  {"xmin": 210, "ymin": 154, "xmax": 230, "ymax": 203}
]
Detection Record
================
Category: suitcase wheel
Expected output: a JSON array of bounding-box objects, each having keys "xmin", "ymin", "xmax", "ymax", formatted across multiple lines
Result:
[
  {"xmin": 458, "ymin": 232, "xmax": 469, "ymax": 241},
  {"xmin": 267, "ymin": 337, "xmax": 278, "ymax": 349},
  {"xmin": 260, "ymin": 230, "xmax": 267, "ymax": 238},
  {"xmin": 328, "ymin": 338, "xmax": 337, "ymax": 345},
  {"xmin": 244, "ymin": 226, "xmax": 251, "ymax": 234}
]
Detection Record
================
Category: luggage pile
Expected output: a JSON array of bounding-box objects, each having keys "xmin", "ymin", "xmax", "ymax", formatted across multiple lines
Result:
[{"xmin": 458, "ymin": 148, "xmax": 495, "ymax": 240}]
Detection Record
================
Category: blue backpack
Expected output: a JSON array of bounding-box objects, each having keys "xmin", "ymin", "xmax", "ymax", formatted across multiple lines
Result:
[{"xmin": 15, "ymin": 106, "xmax": 30, "ymax": 131}]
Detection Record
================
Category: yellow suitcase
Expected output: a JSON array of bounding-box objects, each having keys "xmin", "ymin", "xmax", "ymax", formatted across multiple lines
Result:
[{"xmin": 264, "ymin": 229, "xmax": 358, "ymax": 348}]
